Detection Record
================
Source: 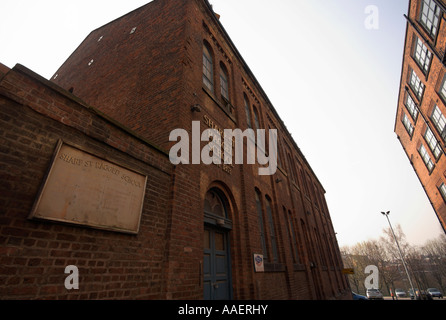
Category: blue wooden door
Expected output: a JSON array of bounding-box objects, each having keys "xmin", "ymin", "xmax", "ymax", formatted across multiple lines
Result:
[{"xmin": 203, "ymin": 227, "xmax": 231, "ymax": 300}]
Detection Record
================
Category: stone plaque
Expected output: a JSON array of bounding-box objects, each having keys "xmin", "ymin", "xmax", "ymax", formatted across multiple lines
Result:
[{"xmin": 29, "ymin": 140, "xmax": 147, "ymax": 234}]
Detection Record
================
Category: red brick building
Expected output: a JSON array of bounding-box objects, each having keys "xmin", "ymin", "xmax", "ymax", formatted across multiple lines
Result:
[
  {"xmin": 0, "ymin": 0, "xmax": 349, "ymax": 300},
  {"xmin": 395, "ymin": 0, "xmax": 446, "ymax": 234}
]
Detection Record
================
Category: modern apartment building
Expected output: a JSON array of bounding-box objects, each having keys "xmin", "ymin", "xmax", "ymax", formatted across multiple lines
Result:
[{"xmin": 395, "ymin": 0, "xmax": 446, "ymax": 233}]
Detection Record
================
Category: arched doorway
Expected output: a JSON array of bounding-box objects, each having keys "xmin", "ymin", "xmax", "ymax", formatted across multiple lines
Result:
[{"xmin": 203, "ymin": 188, "xmax": 233, "ymax": 300}]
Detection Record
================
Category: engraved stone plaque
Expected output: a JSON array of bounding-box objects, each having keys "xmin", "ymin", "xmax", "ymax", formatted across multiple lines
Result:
[{"xmin": 29, "ymin": 140, "xmax": 147, "ymax": 234}]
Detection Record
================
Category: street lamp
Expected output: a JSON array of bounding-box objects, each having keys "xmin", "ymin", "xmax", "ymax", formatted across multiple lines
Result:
[{"xmin": 381, "ymin": 211, "xmax": 416, "ymax": 299}]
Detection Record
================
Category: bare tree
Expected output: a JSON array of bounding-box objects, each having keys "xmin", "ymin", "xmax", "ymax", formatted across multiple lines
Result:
[
  {"xmin": 421, "ymin": 234, "xmax": 446, "ymax": 293},
  {"xmin": 379, "ymin": 224, "xmax": 415, "ymax": 294},
  {"xmin": 380, "ymin": 224, "xmax": 411, "ymax": 261},
  {"xmin": 342, "ymin": 240, "xmax": 391, "ymax": 295},
  {"xmin": 341, "ymin": 246, "xmax": 362, "ymax": 293},
  {"xmin": 342, "ymin": 229, "xmax": 446, "ymax": 298}
]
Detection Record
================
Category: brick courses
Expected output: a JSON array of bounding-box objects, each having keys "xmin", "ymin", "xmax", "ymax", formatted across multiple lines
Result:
[
  {"xmin": 0, "ymin": 0, "xmax": 350, "ymax": 300},
  {"xmin": 0, "ymin": 65, "xmax": 173, "ymax": 299}
]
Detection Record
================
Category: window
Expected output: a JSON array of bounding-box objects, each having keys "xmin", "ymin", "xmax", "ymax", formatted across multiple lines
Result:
[
  {"xmin": 220, "ymin": 64, "xmax": 229, "ymax": 101},
  {"xmin": 419, "ymin": 144, "xmax": 435, "ymax": 173},
  {"xmin": 439, "ymin": 75, "xmax": 446, "ymax": 101},
  {"xmin": 253, "ymin": 107, "xmax": 261, "ymax": 130},
  {"xmin": 424, "ymin": 127, "xmax": 442, "ymax": 160},
  {"xmin": 255, "ymin": 190, "xmax": 267, "ymax": 258},
  {"xmin": 405, "ymin": 92, "xmax": 419, "ymax": 122},
  {"xmin": 409, "ymin": 68, "xmax": 425, "ymax": 100},
  {"xmin": 439, "ymin": 183, "xmax": 446, "ymax": 202},
  {"xmin": 431, "ymin": 105, "xmax": 446, "ymax": 142},
  {"xmin": 265, "ymin": 196, "xmax": 278, "ymax": 262},
  {"xmin": 244, "ymin": 96, "xmax": 252, "ymax": 129},
  {"xmin": 285, "ymin": 208, "xmax": 300, "ymax": 264},
  {"xmin": 300, "ymin": 169, "xmax": 310, "ymax": 196},
  {"xmin": 204, "ymin": 189, "xmax": 226, "ymax": 218},
  {"xmin": 277, "ymin": 141, "xmax": 285, "ymax": 169},
  {"xmin": 402, "ymin": 113, "xmax": 414, "ymax": 137},
  {"xmin": 323, "ymin": 234, "xmax": 335, "ymax": 266},
  {"xmin": 314, "ymin": 185, "xmax": 322, "ymax": 209},
  {"xmin": 420, "ymin": 0, "xmax": 441, "ymax": 38},
  {"xmin": 413, "ymin": 36, "xmax": 432, "ymax": 74},
  {"xmin": 315, "ymin": 230, "xmax": 327, "ymax": 266},
  {"xmin": 203, "ymin": 43, "xmax": 214, "ymax": 92},
  {"xmin": 287, "ymin": 154, "xmax": 297, "ymax": 183}
]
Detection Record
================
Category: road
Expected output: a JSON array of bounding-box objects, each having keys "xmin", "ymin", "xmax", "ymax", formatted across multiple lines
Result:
[{"xmin": 382, "ymin": 296, "xmax": 443, "ymax": 300}]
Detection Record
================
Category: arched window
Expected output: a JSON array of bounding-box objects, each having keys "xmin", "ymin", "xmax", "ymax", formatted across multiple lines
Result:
[
  {"xmin": 287, "ymin": 209, "xmax": 300, "ymax": 263},
  {"xmin": 255, "ymin": 189, "xmax": 267, "ymax": 257},
  {"xmin": 253, "ymin": 107, "xmax": 261, "ymax": 130},
  {"xmin": 203, "ymin": 42, "xmax": 214, "ymax": 92},
  {"xmin": 287, "ymin": 153, "xmax": 297, "ymax": 183},
  {"xmin": 265, "ymin": 196, "xmax": 278, "ymax": 262},
  {"xmin": 204, "ymin": 189, "xmax": 226, "ymax": 218},
  {"xmin": 244, "ymin": 95, "xmax": 252, "ymax": 129},
  {"xmin": 220, "ymin": 63, "xmax": 229, "ymax": 101},
  {"xmin": 300, "ymin": 169, "xmax": 310, "ymax": 196}
]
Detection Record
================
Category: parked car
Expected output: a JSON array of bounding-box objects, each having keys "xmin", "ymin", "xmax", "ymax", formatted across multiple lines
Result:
[
  {"xmin": 366, "ymin": 288, "xmax": 383, "ymax": 300},
  {"xmin": 395, "ymin": 288, "xmax": 406, "ymax": 298},
  {"xmin": 426, "ymin": 288, "xmax": 443, "ymax": 299},
  {"xmin": 352, "ymin": 292, "xmax": 368, "ymax": 300},
  {"xmin": 409, "ymin": 288, "xmax": 432, "ymax": 300}
]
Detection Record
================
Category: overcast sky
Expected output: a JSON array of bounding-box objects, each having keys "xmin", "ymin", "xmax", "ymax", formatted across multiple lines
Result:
[{"xmin": 0, "ymin": 0, "xmax": 444, "ymax": 248}]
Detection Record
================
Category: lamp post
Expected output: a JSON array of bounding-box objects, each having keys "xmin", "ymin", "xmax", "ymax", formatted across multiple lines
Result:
[{"xmin": 381, "ymin": 211, "xmax": 416, "ymax": 299}]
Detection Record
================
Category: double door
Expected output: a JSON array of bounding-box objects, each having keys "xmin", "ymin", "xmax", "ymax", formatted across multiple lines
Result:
[{"xmin": 203, "ymin": 226, "xmax": 231, "ymax": 300}]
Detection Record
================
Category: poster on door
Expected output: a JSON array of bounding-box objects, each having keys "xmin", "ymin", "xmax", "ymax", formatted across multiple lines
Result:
[{"xmin": 254, "ymin": 254, "xmax": 264, "ymax": 272}]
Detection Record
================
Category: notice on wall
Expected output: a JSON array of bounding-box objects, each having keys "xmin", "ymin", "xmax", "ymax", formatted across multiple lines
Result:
[
  {"xmin": 254, "ymin": 254, "xmax": 264, "ymax": 272},
  {"xmin": 29, "ymin": 140, "xmax": 147, "ymax": 234}
]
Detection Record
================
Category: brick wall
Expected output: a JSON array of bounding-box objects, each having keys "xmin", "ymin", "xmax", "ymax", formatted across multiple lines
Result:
[
  {"xmin": 0, "ymin": 65, "xmax": 174, "ymax": 299},
  {"xmin": 1, "ymin": 0, "xmax": 350, "ymax": 300},
  {"xmin": 52, "ymin": 0, "xmax": 189, "ymax": 152},
  {"xmin": 187, "ymin": 0, "xmax": 348, "ymax": 299}
]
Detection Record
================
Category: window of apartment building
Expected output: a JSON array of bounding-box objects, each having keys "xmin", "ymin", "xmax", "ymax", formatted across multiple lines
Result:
[
  {"xmin": 431, "ymin": 105, "xmax": 446, "ymax": 142},
  {"xmin": 424, "ymin": 127, "xmax": 442, "ymax": 160},
  {"xmin": 405, "ymin": 92, "xmax": 419, "ymax": 122},
  {"xmin": 438, "ymin": 183, "xmax": 446, "ymax": 202},
  {"xmin": 220, "ymin": 63, "xmax": 229, "ymax": 101},
  {"xmin": 420, "ymin": 0, "xmax": 441, "ymax": 38},
  {"xmin": 402, "ymin": 113, "xmax": 415, "ymax": 137},
  {"xmin": 419, "ymin": 144, "xmax": 435, "ymax": 173},
  {"xmin": 413, "ymin": 36, "xmax": 433, "ymax": 74},
  {"xmin": 203, "ymin": 42, "xmax": 214, "ymax": 92},
  {"xmin": 409, "ymin": 68, "xmax": 425, "ymax": 100},
  {"xmin": 439, "ymin": 75, "xmax": 446, "ymax": 101}
]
